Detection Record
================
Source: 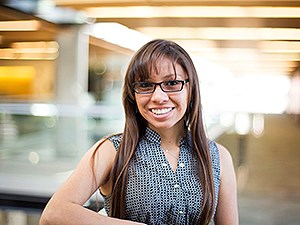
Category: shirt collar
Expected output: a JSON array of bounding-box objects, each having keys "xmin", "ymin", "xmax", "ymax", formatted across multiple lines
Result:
[
  {"xmin": 144, "ymin": 126, "xmax": 188, "ymax": 147},
  {"xmin": 144, "ymin": 126, "xmax": 161, "ymax": 144}
]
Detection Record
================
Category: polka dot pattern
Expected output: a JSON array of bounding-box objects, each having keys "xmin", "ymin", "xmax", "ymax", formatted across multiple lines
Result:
[{"xmin": 103, "ymin": 127, "xmax": 220, "ymax": 224}]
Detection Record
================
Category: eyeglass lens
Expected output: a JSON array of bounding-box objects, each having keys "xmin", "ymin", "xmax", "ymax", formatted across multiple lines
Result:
[{"xmin": 133, "ymin": 80, "xmax": 187, "ymax": 94}]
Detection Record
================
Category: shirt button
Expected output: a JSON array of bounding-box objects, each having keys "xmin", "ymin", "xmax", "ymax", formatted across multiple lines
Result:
[
  {"xmin": 162, "ymin": 163, "xmax": 168, "ymax": 167},
  {"xmin": 174, "ymin": 184, "xmax": 180, "ymax": 189},
  {"xmin": 178, "ymin": 210, "xmax": 184, "ymax": 215},
  {"xmin": 179, "ymin": 163, "xmax": 185, "ymax": 168}
]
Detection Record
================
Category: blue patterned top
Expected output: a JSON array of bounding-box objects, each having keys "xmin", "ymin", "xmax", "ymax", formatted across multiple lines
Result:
[{"xmin": 103, "ymin": 127, "xmax": 221, "ymax": 224}]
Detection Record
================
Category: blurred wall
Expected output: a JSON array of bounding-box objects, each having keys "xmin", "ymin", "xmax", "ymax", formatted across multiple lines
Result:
[{"xmin": 217, "ymin": 114, "xmax": 300, "ymax": 196}]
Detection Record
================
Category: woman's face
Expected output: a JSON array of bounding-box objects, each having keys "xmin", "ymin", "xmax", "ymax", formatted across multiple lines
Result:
[{"xmin": 134, "ymin": 58, "xmax": 189, "ymax": 132}]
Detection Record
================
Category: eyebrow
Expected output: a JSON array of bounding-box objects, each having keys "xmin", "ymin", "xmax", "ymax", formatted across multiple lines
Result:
[
  {"xmin": 144, "ymin": 74, "xmax": 181, "ymax": 82},
  {"xmin": 164, "ymin": 74, "xmax": 177, "ymax": 79}
]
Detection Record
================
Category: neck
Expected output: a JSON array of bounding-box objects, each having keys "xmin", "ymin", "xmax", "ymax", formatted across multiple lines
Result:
[{"xmin": 149, "ymin": 123, "xmax": 185, "ymax": 147}]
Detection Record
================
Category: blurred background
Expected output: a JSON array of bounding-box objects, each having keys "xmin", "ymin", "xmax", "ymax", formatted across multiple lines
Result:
[{"xmin": 0, "ymin": 0, "xmax": 299, "ymax": 224}]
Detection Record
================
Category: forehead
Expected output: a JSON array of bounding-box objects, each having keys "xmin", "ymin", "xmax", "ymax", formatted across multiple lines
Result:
[{"xmin": 149, "ymin": 58, "xmax": 186, "ymax": 80}]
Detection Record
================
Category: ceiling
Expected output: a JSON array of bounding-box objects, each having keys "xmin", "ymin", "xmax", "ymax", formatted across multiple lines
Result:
[{"xmin": 1, "ymin": 0, "xmax": 300, "ymax": 78}]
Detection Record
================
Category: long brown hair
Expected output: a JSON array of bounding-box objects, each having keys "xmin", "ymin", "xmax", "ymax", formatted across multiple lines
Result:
[{"xmin": 104, "ymin": 39, "xmax": 215, "ymax": 224}]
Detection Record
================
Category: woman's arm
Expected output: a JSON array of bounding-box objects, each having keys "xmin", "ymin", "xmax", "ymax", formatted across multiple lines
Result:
[
  {"xmin": 39, "ymin": 139, "xmax": 144, "ymax": 225},
  {"xmin": 214, "ymin": 144, "xmax": 239, "ymax": 225}
]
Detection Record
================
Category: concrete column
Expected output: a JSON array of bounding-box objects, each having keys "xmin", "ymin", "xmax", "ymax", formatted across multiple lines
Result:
[
  {"xmin": 6, "ymin": 210, "xmax": 27, "ymax": 225},
  {"xmin": 56, "ymin": 25, "xmax": 89, "ymax": 104},
  {"xmin": 54, "ymin": 25, "xmax": 91, "ymax": 158}
]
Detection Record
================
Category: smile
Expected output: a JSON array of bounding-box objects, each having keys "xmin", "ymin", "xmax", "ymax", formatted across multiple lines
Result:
[{"xmin": 151, "ymin": 108, "xmax": 173, "ymax": 115}]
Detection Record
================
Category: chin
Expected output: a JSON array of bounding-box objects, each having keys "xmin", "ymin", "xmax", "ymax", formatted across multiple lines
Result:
[{"xmin": 149, "ymin": 121, "xmax": 182, "ymax": 130}]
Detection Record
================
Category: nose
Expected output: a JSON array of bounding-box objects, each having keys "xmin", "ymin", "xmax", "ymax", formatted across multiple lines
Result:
[{"xmin": 151, "ymin": 84, "xmax": 169, "ymax": 103}]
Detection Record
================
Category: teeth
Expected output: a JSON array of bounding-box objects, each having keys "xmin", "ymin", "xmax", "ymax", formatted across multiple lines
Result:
[{"xmin": 151, "ymin": 108, "xmax": 172, "ymax": 115}]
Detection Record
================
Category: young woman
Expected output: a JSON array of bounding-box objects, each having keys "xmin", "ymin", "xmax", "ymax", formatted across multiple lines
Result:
[{"xmin": 40, "ymin": 39, "xmax": 238, "ymax": 225}]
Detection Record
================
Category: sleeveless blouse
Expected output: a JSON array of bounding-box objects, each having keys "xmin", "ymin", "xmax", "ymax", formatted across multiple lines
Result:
[{"xmin": 103, "ymin": 127, "xmax": 221, "ymax": 224}]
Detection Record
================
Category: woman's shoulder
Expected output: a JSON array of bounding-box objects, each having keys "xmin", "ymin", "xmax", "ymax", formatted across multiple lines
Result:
[
  {"xmin": 105, "ymin": 133, "xmax": 123, "ymax": 151},
  {"xmin": 213, "ymin": 142, "xmax": 234, "ymax": 175},
  {"xmin": 207, "ymin": 140, "xmax": 231, "ymax": 158},
  {"xmin": 207, "ymin": 140, "xmax": 233, "ymax": 161},
  {"xmin": 206, "ymin": 140, "xmax": 221, "ymax": 170},
  {"xmin": 207, "ymin": 139, "xmax": 220, "ymax": 157},
  {"xmin": 215, "ymin": 143, "xmax": 233, "ymax": 163}
]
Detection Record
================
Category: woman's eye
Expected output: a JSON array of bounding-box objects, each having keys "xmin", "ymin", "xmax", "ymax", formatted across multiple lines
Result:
[
  {"xmin": 165, "ymin": 80, "xmax": 179, "ymax": 86},
  {"xmin": 140, "ymin": 83, "xmax": 153, "ymax": 88}
]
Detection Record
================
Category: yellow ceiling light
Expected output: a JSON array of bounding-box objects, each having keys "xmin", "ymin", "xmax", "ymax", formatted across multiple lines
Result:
[
  {"xmin": 89, "ymin": 22, "xmax": 150, "ymax": 51},
  {"xmin": 137, "ymin": 27, "xmax": 300, "ymax": 41},
  {"xmin": 170, "ymin": 39, "xmax": 217, "ymax": 53},
  {"xmin": 85, "ymin": 6, "xmax": 300, "ymax": 19},
  {"xmin": 12, "ymin": 41, "xmax": 59, "ymax": 49},
  {"xmin": 12, "ymin": 41, "xmax": 59, "ymax": 54},
  {"xmin": 0, "ymin": 49, "xmax": 14, "ymax": 59},
  {"xmin": 260, "ymin": 41, "xmax": 300, "ymax": 53},
  {"xmin": 0, "ymin": 41, "xmax": 59, "ymax": 60},
  {"xmin": 220, "ymin": 60, "xmax": 297, "ymax": 68},
  {"xmin": 0, "ymin": 20, "xmax": 41, "ymax": 31}
]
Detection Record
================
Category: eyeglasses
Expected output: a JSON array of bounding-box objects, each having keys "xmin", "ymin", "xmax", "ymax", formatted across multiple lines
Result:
[{"xmin": 132, "ymin": 79, "xmax": 189, "ymax": 94}]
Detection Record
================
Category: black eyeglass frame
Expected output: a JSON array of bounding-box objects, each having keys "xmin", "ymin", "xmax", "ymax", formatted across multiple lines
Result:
[{"xmin": 132, "ymin": 79, "xmax": 189, "ymax": 94}]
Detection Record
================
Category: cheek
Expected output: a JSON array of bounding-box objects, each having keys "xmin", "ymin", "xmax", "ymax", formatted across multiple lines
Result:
[
  {"xmin": 135, "ymin": 95, "xmax": 148, "ymax": 110},
  {"xmin": 172, "ymin": 95, "xmax": 188, "ymax": 113},
  {"xmin": 183, "ymin": 97, "xmax": 189, "ymax": 112},
  {"xmin": 185, "ymin": 89, "xmax": 191, "ymax": 110},
  {"xmin": 182, "ymin": 90, "xmax": 190, "ymax": 110}
]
